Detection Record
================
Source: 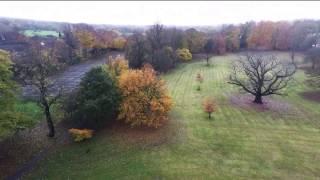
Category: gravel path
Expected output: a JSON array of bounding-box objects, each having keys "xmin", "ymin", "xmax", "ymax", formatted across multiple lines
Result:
[{"xmin": 22, "ymin": 52, "xmax": 123, "ymax": 98}]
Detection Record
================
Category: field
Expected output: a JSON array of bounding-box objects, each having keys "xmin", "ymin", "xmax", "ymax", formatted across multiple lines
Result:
[
  {"xmin": 27, "ymin": 52, "xmax": 320, "ymax": 179},
  {"xmin": 22, "ymin": 30, "xmax": 61, "ymax": 37},
  {"xmin": 0, "ymin": 100, "xmax": 42, "ymax": 139}
]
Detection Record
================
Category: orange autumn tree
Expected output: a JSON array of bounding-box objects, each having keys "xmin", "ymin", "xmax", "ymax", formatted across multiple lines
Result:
[
  {"xmin": 118, "ymin": 64, "xmax": 173, "ymax": 128},
  {"xmin": 202, "ymin": 97, "xmax": 217, "ymax": 119}
]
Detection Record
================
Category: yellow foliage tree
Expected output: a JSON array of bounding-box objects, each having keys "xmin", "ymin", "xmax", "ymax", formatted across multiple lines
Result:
[
  {"xmin": 75, "ymin": 30, "xmax": 96, "ymax": 58},
  {"xmin": 176, "ymin": 48, "xmax": 192, "ymax": 61},
  {"xmin": 104, "ymin": 55, "xmax": 129, "ymax": 80},
  {"xmin": 118, "ymin": 64, "xmax": 173, "ymax": 128},
  {"xmin": 111, "ymin": 37, "xmax": 127, "ymax": 50},
  {"xmin": 76, "ymin": 30, "xmax": 95, "ymax": 48}
]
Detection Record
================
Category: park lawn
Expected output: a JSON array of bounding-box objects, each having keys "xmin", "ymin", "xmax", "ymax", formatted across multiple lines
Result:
[{"xmin": 27, "ymin": 52, "xmax": 320, "ymax": 179}]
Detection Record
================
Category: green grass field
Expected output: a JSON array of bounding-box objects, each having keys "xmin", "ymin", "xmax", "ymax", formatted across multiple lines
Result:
[
  {"xmin": 22, "ymin": 30, "xmax": 61, "ymax": 37},
  {"xmin": 27, "ymin": 52, "xmax": 320, "ymax": 179}
]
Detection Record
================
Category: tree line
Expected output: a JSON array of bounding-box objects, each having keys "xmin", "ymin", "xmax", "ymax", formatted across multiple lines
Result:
[{"xmin": 125, "ymin": 20, "xmax": 320, "ymax": 72}]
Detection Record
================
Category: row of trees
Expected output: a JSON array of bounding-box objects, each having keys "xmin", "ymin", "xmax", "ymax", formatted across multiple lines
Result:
[
  {"xmin": 53, "ymin": 24, "xmax": 127, "ymax": 65},
  {"xmin": 125, "ymin": 20, "xmax": 320, "ymax": 72},
  {"xmin": 0, "ymin": 22, "xmax": 128, "ymax": 68},
  {"xmin": 126, "ymin": 24, "xmax": 207, "ymax": 72},
  {"xmin": 207, "ymin": 20, "xmax": 320, "ymax": 54}
]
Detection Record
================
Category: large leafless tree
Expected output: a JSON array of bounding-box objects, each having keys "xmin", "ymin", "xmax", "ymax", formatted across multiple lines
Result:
[
  {"xmin": 15, "ymin": 42, "xmax": 63, "ymax": 137},
  {"xmin": 229, "ymin": 53, "xmax": 296, "ymax": 104}
]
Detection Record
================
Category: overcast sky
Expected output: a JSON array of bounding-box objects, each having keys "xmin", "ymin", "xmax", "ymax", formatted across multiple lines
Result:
[{"xmin": 0, "ymin": 1, "xmax": 320, "ymax": 26}]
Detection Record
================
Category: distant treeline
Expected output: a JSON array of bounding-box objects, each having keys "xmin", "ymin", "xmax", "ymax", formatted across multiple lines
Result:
[{"xmin": 1, "ymin": 17, "xmax": 320, "ymax": 72}]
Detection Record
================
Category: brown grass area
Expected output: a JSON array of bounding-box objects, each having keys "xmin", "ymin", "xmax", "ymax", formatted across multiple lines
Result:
[
  {"xmin": 229, "ymin": 94, "xmax": 294, "ymax": 113},
  {"xmin": 102, "ymin": 119, "xmax": 180, "ymax": 149},
  {"xmin": 300, "ymin": 91, "xmax": 320, "ymax": 103}
]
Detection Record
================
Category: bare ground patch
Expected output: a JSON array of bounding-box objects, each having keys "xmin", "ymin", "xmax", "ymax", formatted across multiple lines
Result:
[
  {"xmin": 229, "ymin": 94, "xmax": 294, "ymax": 113},
  {"xmin": 101, "ymin": 118, "xmax": 183, "ymax": 149},
  {"xmin": 300, "ymin": 91, "xmax": 320, "ymax": 103}
]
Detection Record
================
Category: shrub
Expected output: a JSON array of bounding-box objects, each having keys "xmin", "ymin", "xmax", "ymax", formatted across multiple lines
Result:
[
  {"xmin": 70, "ymin": 66, "xmax": 120, "ymax": 127},
  {"xmin": 176, "ymin": 48, "xmax": 192, "ymax": 61},
  {"xmin": 69, "ymin": 128, "xmax": 94, "ymax": 142},
  {"xmin": 118, "ymin": 64, "xmax": 173, "ymax": 128},
  {"xmin": 202, "ymin": 97, "xmax": 217, "ymax": 119}
]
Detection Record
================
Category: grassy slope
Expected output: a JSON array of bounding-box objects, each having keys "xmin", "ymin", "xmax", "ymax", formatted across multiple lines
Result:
[{"xmin": 28, "ymin": 52, "xmax": 320, "ymax": 179}]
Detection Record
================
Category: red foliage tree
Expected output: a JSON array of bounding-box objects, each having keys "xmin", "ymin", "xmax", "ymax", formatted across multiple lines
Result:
[
  {"xmin": 212, "ymin": 33, "xmax": 226, "ymax": 55},
  {"xmin": 247, "ymin": 21, "xmax": 275, "ymax": 50}
]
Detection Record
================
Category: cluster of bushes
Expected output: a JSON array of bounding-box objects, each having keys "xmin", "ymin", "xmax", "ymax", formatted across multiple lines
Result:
[{"xmin": 65, "ymin": 56, "xmax": 173, "ymax": 140}]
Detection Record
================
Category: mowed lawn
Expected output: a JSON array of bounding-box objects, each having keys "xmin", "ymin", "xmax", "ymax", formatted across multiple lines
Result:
[{"xmin": 27, "ymin": 52, "xmax": 320, "ymax": 179}]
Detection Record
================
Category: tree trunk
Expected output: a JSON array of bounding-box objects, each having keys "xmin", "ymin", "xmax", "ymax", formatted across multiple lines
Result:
[
  {"xmin": 206, "ymin": 54, "xmax": 209, "ymax": 66},
  {"xmin": 208, "ymin": 112, "xmax": 211, "ymax": 119},
  {"xmin": 253, "ymin": 95, "xmax": 263, "ymax": 104},
  {"xmin": 197, "ymin": 85, "xmax": 201, "ymax": 91},
  {"xmin": 312, "ymin": 60, "xmax": 316, "ymax": 69},
  {"xmin": 291, "ymin": 49, "xmax": 295, "ymax": 64},
  {"xmin": 44, "ymin": 104, "xmax": 55, "ymax": 137}
]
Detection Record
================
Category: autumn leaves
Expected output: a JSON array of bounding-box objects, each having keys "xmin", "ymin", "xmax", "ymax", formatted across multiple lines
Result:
[
  {"xmin": 105, "ymin": 57, "xmax": 173, "ymax": 128},
  {"xmin": 117, "ymin": 64, "xmax": 173, "ymax": 128}
]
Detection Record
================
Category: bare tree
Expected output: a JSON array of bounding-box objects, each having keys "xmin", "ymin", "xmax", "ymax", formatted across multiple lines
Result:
[
  {"xmin": 15, "ymin": 42, "xmax": 63, "ymax": 137},
  {"xmin": 305, "ymin": 47, "xmax": 320, "ymax": 70},
  {"xmin": 126, "ymin": 32, "xmax": 147, "ymax": 69},
  {"xmin": 146, "ymin": 23, "xmax": 164, "ymax": 51},
  {"xmin": 229, "ymin": 53, "xmax": 296, "ymax": 104},
  {"xmin": 146, "ymin": 23, "xmax": 165, "ymax": 63},
  {"xmin": 204, "ymin": 39, "xmax": 214, "ymax": 66}
]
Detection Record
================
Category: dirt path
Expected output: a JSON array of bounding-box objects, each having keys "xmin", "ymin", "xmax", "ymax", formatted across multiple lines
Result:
[
  {"xmin": 1, "ymin": 120, "xmax": 72, "ymax": 179},
  {"xmin": 22, "ymin": 51, "xmax": 123, "ymax": 98}
]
